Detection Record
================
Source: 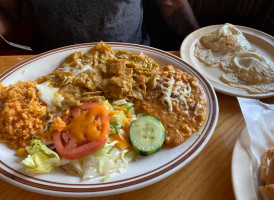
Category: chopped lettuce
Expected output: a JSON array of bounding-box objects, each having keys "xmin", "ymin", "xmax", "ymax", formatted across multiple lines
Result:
[
  {"xmin": 93, "ymin": 140, "xmax": 116, "ymax": 157},
  {"xmin": 110, "ymin": 111, "xmax": 125, "ymax": 127},
  {"xmin": 112, "ymin": 99, "xmax": 127, "ymax": 106},
  {"xmin": 110, "ymin": 124, "xmax": 120, "ymax": 135},
  {"xmin": 21, "ymin": 139, "xmax": 60, "ymax": 174},
  {"xmin": 58, "ymin": 140, "xmax": 134, "ymax": 181},
  {"xmin": 82, "ymin": 140, "xmax": 133, "ymax": 181},
  {"xmin": 100, "ymin": 100, "xmax": 113, "ymax": 112},
  {"xmin": 124, "ymin": 102, "xmax": 134, "ymax": 110}
]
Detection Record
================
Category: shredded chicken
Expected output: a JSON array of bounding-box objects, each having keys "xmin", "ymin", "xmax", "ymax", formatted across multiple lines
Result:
[{"xmin": 42, "ymin": 41, "xmax": 159, "ymax": 107}]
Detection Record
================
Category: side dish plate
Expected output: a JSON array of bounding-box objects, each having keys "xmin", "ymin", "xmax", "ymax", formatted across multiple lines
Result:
[
  {"xmin": 180, "ymin": 25, "xmax": 274, "ymax": 98},
  {"xmin": 232, "ymin": 127, "xmax": 259, "ymax": 200},
  {"xmin": 0, "ymin": 42, "xmax": 219, "ymax": 197}
]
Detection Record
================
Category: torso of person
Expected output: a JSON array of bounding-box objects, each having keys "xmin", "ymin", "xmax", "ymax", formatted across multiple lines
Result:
[{"xmin": 29, "ymin": 0, "xmax": 149, "ymax": 50}]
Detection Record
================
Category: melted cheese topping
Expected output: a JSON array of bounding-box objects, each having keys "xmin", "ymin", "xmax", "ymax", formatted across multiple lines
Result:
[
  {"xmin": 194, "ymin": 103, "xmax": 202, "ymax": 115},
  {"xmin": 154, "ymin": 71, "xmax": 200, "ymax": 112},
  {"xmin": 36, "ymin": 81, "xmax": 64, "ymax": 111},
  {"xmin": 59, "ymin": 65, "xmax": 91, "ymax": 75},
  {"xmin": 67, "ymin": 104, "xmax": 109, "ymax": 143}
]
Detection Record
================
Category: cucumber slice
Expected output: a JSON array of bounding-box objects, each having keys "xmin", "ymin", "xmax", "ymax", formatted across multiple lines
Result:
[{"xmin": 129, "ymin": 115, "xmax": 166, "ymax": 156}]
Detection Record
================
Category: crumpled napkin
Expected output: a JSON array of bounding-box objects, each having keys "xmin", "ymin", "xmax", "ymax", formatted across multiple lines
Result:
[{"xmin": 237, "ymin": 97, "xmax": 274, "ymax": 194}]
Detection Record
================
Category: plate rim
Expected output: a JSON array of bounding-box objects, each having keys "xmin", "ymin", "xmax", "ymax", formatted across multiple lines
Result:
[
  {"xmin": 0, "ymin": 42, "xmax": 219, "ymax": 197},
  {"xmin": 180, "ymin": 24, "xmax": 274, "ymax": 99}
]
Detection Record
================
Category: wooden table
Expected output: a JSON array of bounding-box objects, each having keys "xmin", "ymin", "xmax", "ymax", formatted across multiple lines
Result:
[{"xmin": 0, "ymin": 53, "xmax": 273, "ymax": 200}]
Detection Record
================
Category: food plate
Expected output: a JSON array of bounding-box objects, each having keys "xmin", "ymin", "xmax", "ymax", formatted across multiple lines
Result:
[
  {"xmin": 0, "ymin": 42, "xmax": 219, "ymax": 197},
  {"xmin": 231, "ymin": 127, "xmax": 259, "ymax": 200},
  {"xmin": 180, "ymin": 25, "xmax": 274, "ymax": 98}
]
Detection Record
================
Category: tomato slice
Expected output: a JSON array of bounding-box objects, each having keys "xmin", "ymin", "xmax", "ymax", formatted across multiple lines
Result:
[
  {"xmin": 62, "ymin": 103, "xmax": 101, "ymax": 123},
  {"xmin": 53, "ymin": 103, "xmax": 110, "ymax": 160},
  {"xmin": 53, "ymin": 132, "xmax": 108, "ymax": 160}
]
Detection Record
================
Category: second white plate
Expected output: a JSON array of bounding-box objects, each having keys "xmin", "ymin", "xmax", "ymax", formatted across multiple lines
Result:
[
  {"xmin": 231, "ymin": 127, "xmax": 259, "ymax": 200},
  {"xmin": 180, "ymin": 24, "xmax": 274, "ymax": 98}
]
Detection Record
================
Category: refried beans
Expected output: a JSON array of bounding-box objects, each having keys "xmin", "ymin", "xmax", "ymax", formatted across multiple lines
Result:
[{"xmin": 134, "ymin": 65, "xmax": 207, "ymax": 147}]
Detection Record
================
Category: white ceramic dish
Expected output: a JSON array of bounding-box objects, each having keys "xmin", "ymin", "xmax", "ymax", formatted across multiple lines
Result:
[
  {"xmin": 180, "ymin": 25, "xmax": 274, "ymax": 98},
  {"xmin": 231, "ymin": 127, "xmax": 259, "ymax": 200},
  {"xmin": 0, "ymin": 42, "xmax": 219, "ymax": 197}
]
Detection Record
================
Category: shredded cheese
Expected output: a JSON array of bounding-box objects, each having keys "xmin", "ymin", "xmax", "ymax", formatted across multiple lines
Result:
[
  {"xmin": 154, "ymin": 70, "xmax": 201, "ymax": 113},
  {"xmin": 67, "ymin": 104, "xmax": 109, "ymax": 143},
  {"xmin": 194, "ymin": 103, "xmax": 202, "ymax": 115}
]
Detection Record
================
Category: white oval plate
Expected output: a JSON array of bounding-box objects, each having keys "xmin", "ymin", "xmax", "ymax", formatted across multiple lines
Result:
[
  {"xmin": 231, "ymin": 127, "xmax": 259, "ymax": 200},
  {"xmin": 180, "ymin": 25, "xmax": 274, "ymax": 98},
  {"xmin": 0, "ymin": 42, "xmax": 219, "ymax": 197}
]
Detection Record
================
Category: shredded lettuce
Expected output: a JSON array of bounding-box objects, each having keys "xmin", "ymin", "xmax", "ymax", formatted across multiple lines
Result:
[
  {"xmin": 100, "ymin": 173, "xmax": 116, "ymax": 182},
  {"xmin": 21, "ymin": 139, "xmax": 60, "ymax": 173},
  {"xmin": 110, "ymin": 111, "xmax": 125, "ymax": 127},
  {"xmin": 100, "ymin": 100, "xmax": 113, "ymax": 112},
  {"xmin": 112, "ymin": 99, "xmax": 127, "ymax": 106},
  {"xmin": 59, "ymin": 140, "xmax": 134, "ymax": 181},
  {"xmin": 82, "ymin": 140, "xmax": 134, "ymax": 181},
  {"xmin": 124, "ymin": 102, "xmax": 134, "ymax": 110},
  {"xmin": 110, "ymin": 124, "xmax": 120, "ymax": 135},
  {"xmin": 93, "ymin": 141, "xmax": 116, "ymax": 156}
]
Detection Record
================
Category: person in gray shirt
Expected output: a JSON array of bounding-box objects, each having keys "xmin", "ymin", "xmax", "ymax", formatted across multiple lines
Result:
[{"xmin": 0, "ymin": 0, "xmax": 199, "ymax": 50}]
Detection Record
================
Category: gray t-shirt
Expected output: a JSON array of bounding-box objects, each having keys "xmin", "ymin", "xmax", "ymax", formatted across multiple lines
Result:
[{"xmin": 29, "ymin": 0, "xmax": 149, "ymax": 50}]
